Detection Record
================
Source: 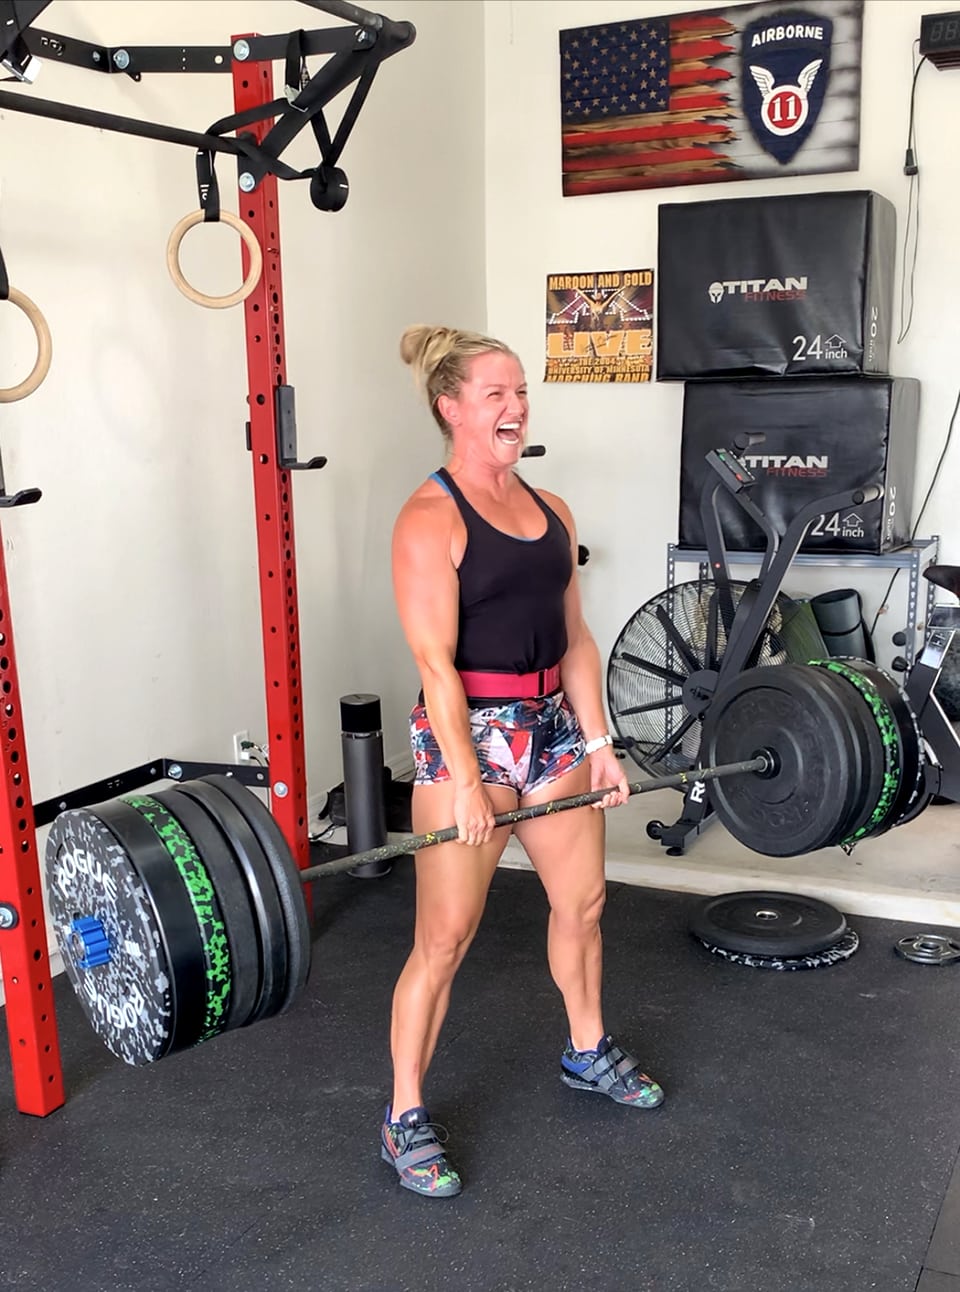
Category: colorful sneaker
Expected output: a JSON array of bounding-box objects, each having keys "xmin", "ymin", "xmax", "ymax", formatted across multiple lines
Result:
[
  {"xmin": 561, "ymin": 1034, "xmax": 665, "ymax": 1108},
  {"xmin": 380, "ymin": 1105, "xmax": 462, "ymax": 1198}
]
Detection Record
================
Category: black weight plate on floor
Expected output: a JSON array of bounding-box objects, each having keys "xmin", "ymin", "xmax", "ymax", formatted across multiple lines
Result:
[
  {"xmin": 200, "ymin": 775, "xmax": 311, "ymax": 1015},
  {"xmin": 850, "ymin": 660, "xmax": 925, "ymax": 832},
  {"xmin": 689, "ymin": 890, "xmax": 848, "ymax": 957},
  {"xmin": 809, "ymin": 664, "xmax": 889, "ymax": 847},
  {"xmin": 90, "ymin": 799, "xmax": 208, "ymax": 1056},
  {"xmin": 172, "ymin": 780, "xmax": 288, "ymax": 1026},
  {"xmin": 696, "ymin": 926, "xmax": 860, "ymax": 970},
  {"xmin": 151, "ymin": 786, "xmax": 261, "ymax": 1034},
  {"xmin": 44, "ymin": 808, "xmax": 176, "ymax": 1065},
  {"xmin": 120, "ymin": 793, "xmax": 231, "ymax": 1043},
  {"xmin": 701, "ymin": 663, "xmax": 863, "ymax": 857}
]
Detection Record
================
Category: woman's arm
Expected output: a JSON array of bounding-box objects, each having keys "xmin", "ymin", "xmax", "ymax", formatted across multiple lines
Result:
[
  {"xmin": 392, "ymin": 493, "xmax": 498, "ymax": 843},
  {"xmin": 547, "ymin": 492, "xmax": 630, "ymax": 808}
]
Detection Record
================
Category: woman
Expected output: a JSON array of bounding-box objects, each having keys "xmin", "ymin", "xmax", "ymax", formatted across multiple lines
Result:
[{"xmin": 382, "ymin": 325, "xmax": 664, "ymax": 1199}]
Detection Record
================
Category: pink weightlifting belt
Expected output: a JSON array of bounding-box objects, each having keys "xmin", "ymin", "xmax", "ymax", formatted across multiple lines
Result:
[{"xmin": 457, "ymin": 664, "xmax": 562, "ymax": 701}]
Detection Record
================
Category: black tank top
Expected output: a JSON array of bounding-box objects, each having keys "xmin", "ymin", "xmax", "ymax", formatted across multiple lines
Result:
[{"xmin": 435, "ymin": 467, "xmax": 572, "ymax": 673}]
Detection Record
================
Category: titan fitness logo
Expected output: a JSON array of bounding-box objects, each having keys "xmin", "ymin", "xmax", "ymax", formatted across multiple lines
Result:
[
  {"xmin": 708, "ymin": 276, "xmax": 808, "ymax": 304},
  {"xmin": 741, "ymin": 453, "xmax": 828, "ymax": 477}
]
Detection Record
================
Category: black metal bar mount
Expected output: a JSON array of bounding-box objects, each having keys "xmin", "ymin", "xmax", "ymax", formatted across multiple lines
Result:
[
  {"xmin": 1, "ymin": 2, "xmax": 416, "ymax": 197},
  {"xmin": 33, "ymin": 758, "xmax": 270, "ymax": 827},
  {"xmin": 19, "ymin": 26, "xmax": 362, "ymax": 80}
]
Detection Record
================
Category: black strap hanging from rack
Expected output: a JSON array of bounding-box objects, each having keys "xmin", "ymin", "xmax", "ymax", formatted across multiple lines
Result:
[
  {"xmin": 205, "ymin": 32, "xmax": 381, "ymax": 187},
  {"xmin": 195, "ymin": 150, "xmax": 221, "ymax": 223},
  {"xmin": 282, "ymin": 26, "xmax": 376, "ymax": 171}
]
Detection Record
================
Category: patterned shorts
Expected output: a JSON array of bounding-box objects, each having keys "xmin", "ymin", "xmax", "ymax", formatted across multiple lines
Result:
[{"xmin": 409, "ymin": 692, "xmax": 586, "ymax": 798}]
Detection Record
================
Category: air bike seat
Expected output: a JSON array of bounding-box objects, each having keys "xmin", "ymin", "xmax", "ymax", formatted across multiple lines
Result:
[{"xmin": 925, "ymin": 565, "xmax": 960, "ymax": 599}]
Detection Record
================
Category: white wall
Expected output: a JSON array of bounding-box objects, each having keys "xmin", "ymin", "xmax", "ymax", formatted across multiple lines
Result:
[
  {"xmin": 0, "ymin": 0, "xmax": 486, "ymax": 827},
  {"xmin": 484, "ymin": 0, "xmax": 960, "ymax": 672}
]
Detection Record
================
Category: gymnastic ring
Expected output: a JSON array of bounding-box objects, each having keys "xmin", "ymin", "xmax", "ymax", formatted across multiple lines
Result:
[
  {"xmin": 0, "ymin": 287, "xmax": 53, "ymax": 403},
  {"xmin": 165, "ymin": 210, "xmax": 263, "ymax": 310}
]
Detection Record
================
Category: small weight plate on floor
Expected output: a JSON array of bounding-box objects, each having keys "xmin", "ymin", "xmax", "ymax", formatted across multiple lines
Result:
[
  {"xmin": 697, "ymin": 927, "xmax": 860, "ymax": 971},
  {"xmin": 701, "ymin": 663, "xmax": 864, "ymax": 857},
  {"xmin": 151, "ymin": 786, "xmax": 261, "ymax": 1034},
  {"xmin": 45, "ymin": 809, "xmax": 175, "ymax": 1065},
  {"xmin": 121, "ymin": 793, "xmax": 231, "ymax": 1042},
  {"xmin": 809, "ymin": 662, "xmax": 894, "ymax": 846},
  {"xmin": 849, "ymin": 660, "xmax": 925, "ymax": 833},
  {"xmin": 689, "ymin": 890, "xmax": 848, "ymax": 957},
  {"xmin": 89, "ymin": 799, "xmax": 209, "ymax": 1057},
  {"xmin": 199, "ymin": 775, "xmax": 311, "ymax": 1015},
  {"xmin": 895, "ymin": 933, "xmax": 960, "ymax": 965},
  {"xmin": 172, "ymin": 780, "xmax": 289, "ymax": 1025}
]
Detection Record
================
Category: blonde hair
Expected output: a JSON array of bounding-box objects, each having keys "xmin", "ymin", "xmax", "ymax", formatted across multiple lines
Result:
[{"xmin": 399, "ymin": 325, "xmax": 518, "ymax": 440}]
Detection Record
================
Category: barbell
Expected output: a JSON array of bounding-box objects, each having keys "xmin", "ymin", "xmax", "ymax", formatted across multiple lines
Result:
[{"xmin": 43, "ymin": 658, "xmax": 928, "ymax": 1066}]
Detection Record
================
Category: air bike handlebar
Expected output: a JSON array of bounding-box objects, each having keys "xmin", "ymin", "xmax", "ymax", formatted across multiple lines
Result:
[{"xmin": 700, "ymin": 435, "xmax": 884, "ymax": 681}]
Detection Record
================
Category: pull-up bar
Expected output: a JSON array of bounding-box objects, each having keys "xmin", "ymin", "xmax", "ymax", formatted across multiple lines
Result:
[{"xmin": 0, "ymin": 1, "xmax": 415, "ymax": 190}]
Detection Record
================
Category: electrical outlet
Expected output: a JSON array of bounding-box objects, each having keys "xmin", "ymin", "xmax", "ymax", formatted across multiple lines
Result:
[{"xmin": 232, "ymin": 729, "xmax": 250, "ymax": 763}]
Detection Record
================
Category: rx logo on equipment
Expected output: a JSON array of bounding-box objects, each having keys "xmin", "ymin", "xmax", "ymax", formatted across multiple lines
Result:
[{"xmin": 741, "ymin": 10, "xmax": 832, "ymax": 164}]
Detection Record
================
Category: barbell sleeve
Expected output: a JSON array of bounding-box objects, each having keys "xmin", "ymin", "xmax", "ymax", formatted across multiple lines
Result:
[{"xmin": 299, "ymin": 753, "xmax": 770, "ymax": 881}]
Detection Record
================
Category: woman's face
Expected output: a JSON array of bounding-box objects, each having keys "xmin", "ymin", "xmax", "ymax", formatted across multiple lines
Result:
[{"xmin": 440, "ymin": 350, "xmax": 529, "ymax": 465}]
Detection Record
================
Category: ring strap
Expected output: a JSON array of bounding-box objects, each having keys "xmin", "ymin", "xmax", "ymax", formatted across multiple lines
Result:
[{"xmin": 195, "ymin": 150, "xmax": 220, "ymax": 224}]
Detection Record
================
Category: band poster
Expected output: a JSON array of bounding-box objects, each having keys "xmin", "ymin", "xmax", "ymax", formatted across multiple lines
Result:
[{"xmin": 544, "ymin": 269, "xmax": 654, "ymax": 383}]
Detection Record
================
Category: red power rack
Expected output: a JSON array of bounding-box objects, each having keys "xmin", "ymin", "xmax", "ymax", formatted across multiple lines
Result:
[
  {"xmin": 0, "ymin": 40, "xmax": 311, "ymax": 1117},
  {"xmin": 0, "ymin": 2, "xmax": 414, "ymax": 1115},
  {"xmin": 0, "ymin": 542, "xmax": 65, "ymax": 1115},
  {"xmin": 231, "ymin": 40, "xmax": 310, "ymax": 879}
]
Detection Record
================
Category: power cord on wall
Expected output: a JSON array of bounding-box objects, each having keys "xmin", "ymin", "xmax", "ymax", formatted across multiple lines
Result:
[{"xmin": 897, "ymin": 44, "xmax": 926, "ymax": 344}]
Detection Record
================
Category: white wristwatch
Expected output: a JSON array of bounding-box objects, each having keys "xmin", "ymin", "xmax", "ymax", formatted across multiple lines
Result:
[{"xmin": 584, "ymin": 733, "xmax": 613, "ymax": 755}]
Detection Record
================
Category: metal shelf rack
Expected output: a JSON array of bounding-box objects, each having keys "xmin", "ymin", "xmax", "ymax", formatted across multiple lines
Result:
[{"xmin": 667, "ymin": 537, "xmax": 940, "ymax": 668}]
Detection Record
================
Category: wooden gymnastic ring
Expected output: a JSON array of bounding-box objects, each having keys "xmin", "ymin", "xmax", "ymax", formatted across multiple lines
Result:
[
  {"xmin": 165, "ymin": 210, "xmax": 263, "ymax": 310},
  {"xmin": 0, "ymin": 287, "xmax": 53, "ymax": 403}
]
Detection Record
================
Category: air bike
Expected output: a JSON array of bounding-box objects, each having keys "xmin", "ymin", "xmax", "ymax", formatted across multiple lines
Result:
[{"xmin": 606, "ymin": 434, "xmax": 960, "ymax": 858}]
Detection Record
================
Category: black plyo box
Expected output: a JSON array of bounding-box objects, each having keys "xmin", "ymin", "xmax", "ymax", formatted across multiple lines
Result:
[
  {"xmin": 678, "ymin": 377, "xmax": 919, "ymax": 554},
  {"xmin": 657, "ymin": 190, "xmax": 896, "ymax": 380}
]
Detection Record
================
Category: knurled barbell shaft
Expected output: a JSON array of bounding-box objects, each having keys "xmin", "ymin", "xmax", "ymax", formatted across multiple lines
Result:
[{"xmin": 299, "ymin": 753, "xmax": 770, "ymax": 882}]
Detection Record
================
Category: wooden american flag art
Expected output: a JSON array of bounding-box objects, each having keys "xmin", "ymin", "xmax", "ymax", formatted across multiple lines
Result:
[{"xmin": 559, "ymin": 0, "xmax": 863, "ymax": 196}]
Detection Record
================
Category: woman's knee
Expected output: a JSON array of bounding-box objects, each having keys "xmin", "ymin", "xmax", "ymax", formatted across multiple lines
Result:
[
  {"xmin": 550, "ymin": 883, "xmax": 606, "ymax": 934},
  {"xmin": 414, "ymin": 915, "xmax": 480, "ymax": 976}
]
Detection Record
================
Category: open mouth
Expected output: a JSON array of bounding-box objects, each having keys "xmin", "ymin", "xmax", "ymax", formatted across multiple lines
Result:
[{"xmin": 496, "ymin": 421, "xmax": 522, "ymax": 445}]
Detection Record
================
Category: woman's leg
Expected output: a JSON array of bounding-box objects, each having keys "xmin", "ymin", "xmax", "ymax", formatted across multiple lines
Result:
[
  {"xmin": 390, "ymin": 778, "xmax": 518, "ymax": 1116},
  {"xmin": 516, "ymin": 758, "xmax": 664, "ymax": 1108},
  {"xmin": 512, "ymin": 760, "xmax": 607, "ymax": 1051}
]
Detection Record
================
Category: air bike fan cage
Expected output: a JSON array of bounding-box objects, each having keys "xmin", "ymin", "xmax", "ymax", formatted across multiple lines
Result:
[
  {"xmin": 0, "ymin": 0, "xmax": 414, "ymax": 1115},
  {"xmin": 607, "ymin": 435, "xmax": 960, "ymax": 856}
]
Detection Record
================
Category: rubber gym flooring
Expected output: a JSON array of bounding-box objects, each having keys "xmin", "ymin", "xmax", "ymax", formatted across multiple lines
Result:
[{"xmin": 2, "ymin": 862, "xmax": 959, "ymax": 1292}]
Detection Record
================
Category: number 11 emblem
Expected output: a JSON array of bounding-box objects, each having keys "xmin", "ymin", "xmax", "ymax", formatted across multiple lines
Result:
[{"xmin": 741, "ymin": 12, "xmax": 833, "ymax": 164}]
